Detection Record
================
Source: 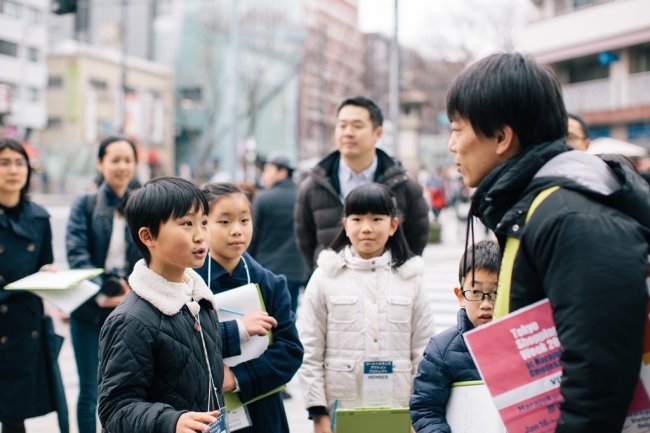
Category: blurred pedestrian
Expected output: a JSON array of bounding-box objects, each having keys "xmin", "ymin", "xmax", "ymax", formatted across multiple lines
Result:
[
  {"xmin": 294, "ymin": 96, "xmax": 429, "ymax": 273},
  {"xmin": 448, "ymin": 52, "xmax": 650, "ymax": 432},
  {"xmin": 65, "ymin": 136, "xmax": 141, "ymax": 433},
  {"xmin": 249, "ymin": 153, "xmax": 307, "ymax": 314},
  {"xmin": 567, "ymin": 113, "xmax": 591, "ymax": 151},
  {"xmin": 0, "ymin": 138, "xmax": 67, "ymax": 433}
]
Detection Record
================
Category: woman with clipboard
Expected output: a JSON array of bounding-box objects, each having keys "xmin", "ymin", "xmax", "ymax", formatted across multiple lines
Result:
[
  {"xmin": 196, "ymin": 183, "xmax": 304, "ymax": 433},
  {"xmin": 0, "ymin": 139, "xmax": 66, "ymax": 433}
]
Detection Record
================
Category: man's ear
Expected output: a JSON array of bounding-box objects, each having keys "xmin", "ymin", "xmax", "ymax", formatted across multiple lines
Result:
[
  {"xmin": 373, "ymin": 125, "xmax": 383, "ymax": 141},
  {"xmin": 454, "ymin": 287, "xmax": 466, "ymax": 308},
  {"xmin": 139, "ymin": 227, "xmax": 155, "ymax": 248},
  {"xmin": 495, "ymin": 125, "xmax": 521, "ymax": 157}
]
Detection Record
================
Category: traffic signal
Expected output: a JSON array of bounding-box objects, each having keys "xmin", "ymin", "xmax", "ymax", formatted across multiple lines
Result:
[{"xmin": 51, "ymin": 0, "xmax": 77, "ymax": 14}]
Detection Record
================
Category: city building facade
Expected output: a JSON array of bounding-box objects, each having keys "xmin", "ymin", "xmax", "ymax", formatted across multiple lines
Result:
[
  {"xmin": 37, "ymin": 40, "xmax": 174, "ymax": 192},
  {"xmin": 522, "ymin": 0, "xmax": 650, "ymax": 146},
  {"xmin": 0, "ymin": 0, "xmax": 49, "ymax": 137}
]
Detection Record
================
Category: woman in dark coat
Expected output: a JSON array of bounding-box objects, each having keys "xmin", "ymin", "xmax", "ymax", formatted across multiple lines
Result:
[
  {"xmin": 0, "ymin": 139, "xmax": 65, "ymax": 433},
  {"xmin": 65, "ymin": 136, "xmax": 140, "ymax": 433}
]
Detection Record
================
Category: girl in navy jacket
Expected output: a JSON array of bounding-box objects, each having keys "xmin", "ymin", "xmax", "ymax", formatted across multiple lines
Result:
[{"xmin": 196, "ymin": 182, "xmax": 303, "ymax": 433}]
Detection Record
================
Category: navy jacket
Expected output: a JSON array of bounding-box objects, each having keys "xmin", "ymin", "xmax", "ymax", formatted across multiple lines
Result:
[
  {"xmin": 65, "ymin": 182, "xmax": 140, "ymax": 323},
  {"xmin": 0, "ymin": 201, "xmax": 58, "ymax": 421},
  {"xmin": 410, "ymin": 308, "xmax": 480, "ymax": 433},
  {"xmin": 195, "ymin": 252, "xmax": 304, "ymax": 433}
]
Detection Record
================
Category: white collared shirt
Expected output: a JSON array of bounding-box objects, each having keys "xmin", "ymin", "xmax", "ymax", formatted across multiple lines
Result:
[{"xmin": 338, "ymin": 155, "xmax": 378, "ymax": 201}]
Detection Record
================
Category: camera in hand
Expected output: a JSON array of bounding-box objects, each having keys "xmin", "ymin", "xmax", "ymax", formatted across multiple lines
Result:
[{"xmin": 101, "ymin": 271, "xmax": 127, "ymax": 297}]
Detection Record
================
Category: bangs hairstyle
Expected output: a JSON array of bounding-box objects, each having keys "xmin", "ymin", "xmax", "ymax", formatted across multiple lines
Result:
[
  {"xmin": 329, "ymin": 183, "xmax": 413, "ymax": 268},
  {"xmin": 123, "ymin": 176, "xmax": 208, "ymax": 264},
  {"xmin": 447, "ymin": 52, "xmax": 567, "ymax": 149},
  {"xmin": 202, "ymin": 182, "xmax": 251, "ymax": 209},
  {"xmin": 0, "ymin": 138, "xmax": 31, "ymax": 202},
  {"xmin": 459, "ymin": 240, "xmax": 501, "ymax": 285}
]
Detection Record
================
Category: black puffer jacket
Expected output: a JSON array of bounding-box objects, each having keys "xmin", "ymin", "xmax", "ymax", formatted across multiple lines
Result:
[
  {"xmin": 410, "ymin": 308, "xmax": 479, "ymax": 433},
  {"xmin": 294, "ymin": 149, "xmax": 429, "ymax": 272},
  {"xmin": 472, "ymin": 139, "xmax": 650, "ymax": 433},
  {"xmin": 98, "ymin": 264, "xmax": 231, "ymax": 432}
]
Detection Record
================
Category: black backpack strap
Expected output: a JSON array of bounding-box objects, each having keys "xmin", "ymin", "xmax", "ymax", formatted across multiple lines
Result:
[{"xmin": 85, "ymin": 193, "xmax": 97, "ymax": 246}]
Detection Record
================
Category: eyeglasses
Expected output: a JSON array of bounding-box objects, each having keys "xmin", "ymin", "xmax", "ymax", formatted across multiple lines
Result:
[{"xmin": 462, "ymin": 290, "xmax": 497, "ymax": 302}]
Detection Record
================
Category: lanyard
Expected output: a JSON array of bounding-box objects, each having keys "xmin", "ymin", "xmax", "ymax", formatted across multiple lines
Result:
[
  {"xmin": 350, "ymin": 254, "xmax": 393, "ymax": 359},
  {"xmin": 207, "ymin": 254, "xmax": 252, "ymax": 288},
  {"xmin": 193, "ymin": 310, "xmax": 223, "ymax": 412}
]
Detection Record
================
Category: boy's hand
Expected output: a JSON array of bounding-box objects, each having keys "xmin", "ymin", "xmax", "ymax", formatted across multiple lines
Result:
[
  {"xmin": 313, "ymin": 414, "xmax": 333, "ymax": 433},
  {"xmin": 241, "ymin": 311, "xmax": 277, "ymax": 336},
  {"xmin": 175, "ymin": 410, "xmax": 219, "ymax": 433},
  {"xmin": 223, "ymin": 365, "xmax": 237, "ymax": 392}
]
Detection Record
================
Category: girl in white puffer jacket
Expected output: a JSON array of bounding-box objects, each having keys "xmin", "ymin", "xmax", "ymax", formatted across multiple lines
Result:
[{"xmin": 298, "ymin": 183, "xmax": 436, "ymax": 433}]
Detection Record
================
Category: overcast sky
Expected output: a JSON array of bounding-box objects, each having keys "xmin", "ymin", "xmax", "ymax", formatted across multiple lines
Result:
[{"xmin": 358, "ymin": 0, "xmax": 535, "ymax": 61}]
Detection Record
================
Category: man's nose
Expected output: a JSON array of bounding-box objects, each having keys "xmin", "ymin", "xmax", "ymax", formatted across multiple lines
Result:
[{"xmin": 448, "ymin": 136, "xmax": 457, "ymax": 153}]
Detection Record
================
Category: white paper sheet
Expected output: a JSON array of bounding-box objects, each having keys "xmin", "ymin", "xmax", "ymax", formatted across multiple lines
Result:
[
  {"xmin": 214, "ymin": 283, "xmax": 270, "ymax": 367},
  {"xmin": 32, "ymin": 280, "xmax": 101, "ymax": 314},
  {"xmin": 446, "ymin": 383, "xmax": 506, "ymax": 433},
  {"xmin": 5, "ymin": 268, "xmax": 103, "ymax": 290}
]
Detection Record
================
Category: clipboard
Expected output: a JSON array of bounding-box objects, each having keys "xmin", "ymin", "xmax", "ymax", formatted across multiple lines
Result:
[
  {"xmin": 335, "ymin": 407, "xmax": 411, "ymax": 433},
  {"xmin": 214, "ymin": 283, "xmax": 284, "ymax": 409},
  {"xmin": 446, "ymin": 381, "xmax": 506, "ymax": 433}
]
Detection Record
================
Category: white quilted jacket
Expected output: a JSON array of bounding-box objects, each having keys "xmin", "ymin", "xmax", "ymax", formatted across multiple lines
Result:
[{"xmin": 297, "ymin": 247, "xmax": 435, "ymax": 412}]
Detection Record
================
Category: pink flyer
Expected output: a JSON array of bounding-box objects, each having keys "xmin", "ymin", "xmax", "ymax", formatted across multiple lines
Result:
[{"xmin": 464, "ymin": 298, "xmax": 650, "ymax": 433}]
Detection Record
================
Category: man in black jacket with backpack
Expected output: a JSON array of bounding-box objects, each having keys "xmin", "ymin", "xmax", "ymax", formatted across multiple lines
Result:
[{"xmin": 447, "ymin": 52, "xmax": 650, "ymax": 432}]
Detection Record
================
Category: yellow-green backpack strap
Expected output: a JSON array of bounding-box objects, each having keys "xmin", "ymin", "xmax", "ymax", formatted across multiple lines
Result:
[{"xmin": 493, "ymin": 186, "xmax": 561, "ymax": 319}]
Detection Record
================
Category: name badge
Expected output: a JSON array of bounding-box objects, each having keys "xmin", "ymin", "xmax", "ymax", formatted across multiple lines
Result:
[
  {"xmin": 362, "ymin": 361, "xmax": 393, "ymax": 407},
  {"xmin": 208, "ymin": 406, "xmax": 229, "ymax": 433},
  {"xmin": 228, "ymin": 405, "xmax": 252, "ymax": 431}
]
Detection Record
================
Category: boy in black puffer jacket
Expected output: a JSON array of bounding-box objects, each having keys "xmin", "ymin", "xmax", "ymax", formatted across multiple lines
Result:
[
  {"xmin": 410, "ymin": 240, "xmax": 500, "ymax": 433},
  {"xmin": 98, "ymin": 177, "xmax": 236, "ymax": 433}
]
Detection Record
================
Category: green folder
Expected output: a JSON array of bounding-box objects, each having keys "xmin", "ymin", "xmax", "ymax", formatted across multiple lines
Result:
[
  {"xmin": 222, "ymin": 283, "xmax": 285, "ymax": 410},
  {"xmin": 5, "ymin": 268, "xmax": 104, "ymax": 290},
  {"xmin": 335, "ymin": 407, "xmax": 412, "ymax": 433}
]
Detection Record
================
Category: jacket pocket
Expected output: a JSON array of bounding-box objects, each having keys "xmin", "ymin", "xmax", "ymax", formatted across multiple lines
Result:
[
  {"xmin": 387, "ymin": 296, "xmax": 412, "ymax": 324},
  {"xmin": 324, "ymin": 358, "xmax": 357, "ymax": 401},
  {"xmin": 329, "ymin": 295, "xmax": 358, "ymax": 324},
  {"xmin": 392, "ymin": 359, "xmax": 413, "ymax": 402}
]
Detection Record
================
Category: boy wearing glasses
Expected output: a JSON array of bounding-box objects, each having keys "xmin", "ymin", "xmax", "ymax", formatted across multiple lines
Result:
[{"xmin": 410, "ymin": 240, "xmax": 499, "ymax": 433}]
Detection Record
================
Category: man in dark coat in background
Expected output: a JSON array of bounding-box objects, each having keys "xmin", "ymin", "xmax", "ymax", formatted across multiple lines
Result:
[
  {"xmin": 294, "ymin": 96, "xmax": 429, "ymax": 273},
  {"xmin": 249, "ymin": 153, "xmax": 307, "ymax": 314}
]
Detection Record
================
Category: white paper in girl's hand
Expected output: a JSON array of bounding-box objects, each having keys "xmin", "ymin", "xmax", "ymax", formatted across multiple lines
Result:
[{"xmin": 214, "ymin": 283, "xmax": 270, "ymax": 366}]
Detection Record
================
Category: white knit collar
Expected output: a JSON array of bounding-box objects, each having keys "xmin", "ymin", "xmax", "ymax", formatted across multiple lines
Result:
[
  {"xmin": 317, "ymin": 246, "xmax": 425, "ymax": 280},
  {"xmin": 128, "ymin": 259, "xmax": 217, "ymax": 316}
]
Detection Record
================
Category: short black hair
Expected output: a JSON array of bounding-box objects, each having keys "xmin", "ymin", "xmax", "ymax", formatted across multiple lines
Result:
[
  {"xmin": 447, "ymin": 53, "xmax": 567, "ymax": 148},
  {"xmin": 123, "ymin": 177, "xmax": 208, "ymax": 264},
  {"xmin": 567, "ymin": 113, "xmax": 589, "ymax": 138},
  {"xmin": 329, "ymin": 183, "xmax": 413, "ymax": 268},
  {"xmin": 459, "ymin": 240, "xmax": 501, "ymax": 285},
  {"xmin": 98, "ymin": 135, "xmax": 137, "ymax": 161},
  {"xmin": 0, "ymin": 138, "xmax": 31, "ymax": 202},
  {"xmin": 337, "ymin": 96, "xmax": 384, "ymax": 129},
  {"xmin": 202, "ymin": 182, "xmax": 250, "ymax": 207}
]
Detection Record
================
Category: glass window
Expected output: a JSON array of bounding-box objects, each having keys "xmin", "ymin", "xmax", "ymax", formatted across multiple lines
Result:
[
  {"xmin": 630, "ymin": 43, "xmax": 650, "ymax": 74},
  {"xmin": 28, "ymin": 47, "xmax": 38, "ymax": 62},
  {"xmin": 47, "ymin": 117, "xmax": 62, "ymax": 129},
  {"xmin": 0, "ymin": 0, "xmax": 22, "ymax": 18},
  {"xmin": 628, "ymin": 123, "xmax": 650, "ymax": 140},
  {"xmin": 28, "ymin": 87, "xmax": 39, "ymax": 102},
  {"xmin": 89, "ymin": 79, "xmax": 108, "ymax": 91},
  {"xmin": 0, "ymin": 39, "xmax": 18, "ymax": 57},
  {"xmin": 48, "ymin": 76, "xmax": 63, "ymax": 88},
  {"xmin": 27, "ymin": 7, "xmax": 41, "ymax": 24}
]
